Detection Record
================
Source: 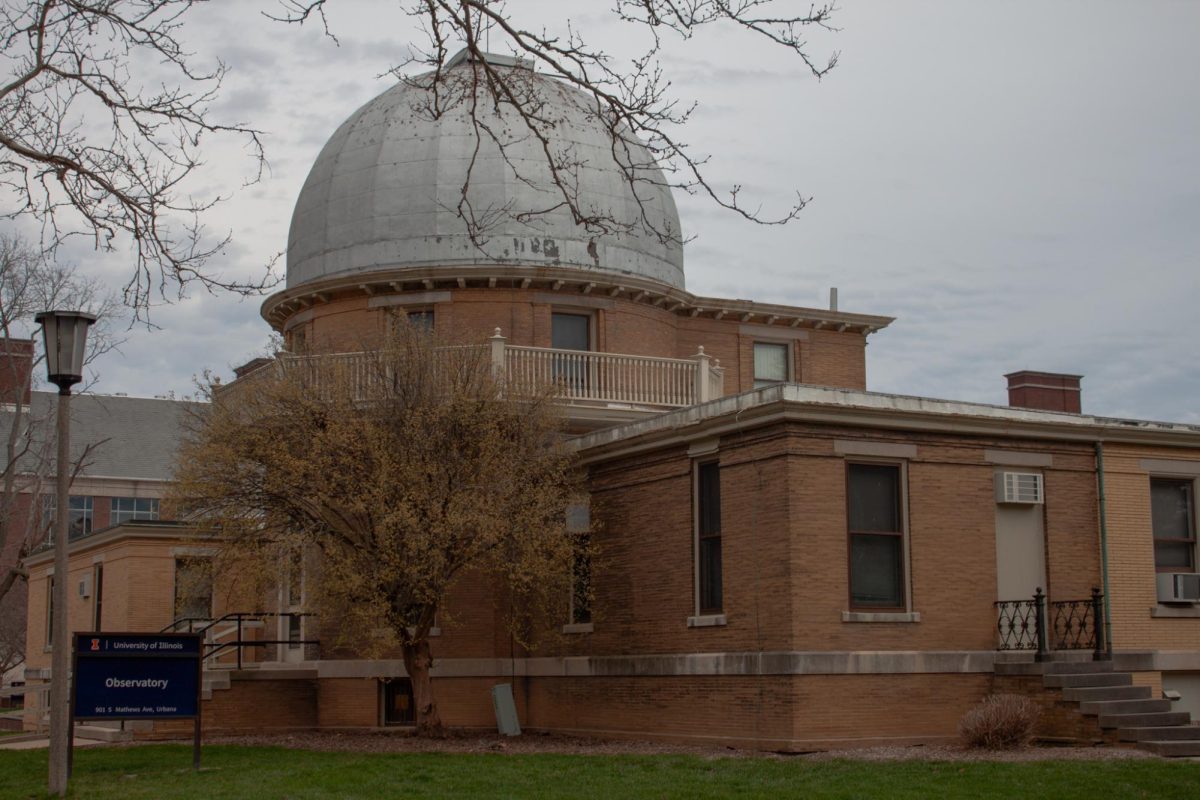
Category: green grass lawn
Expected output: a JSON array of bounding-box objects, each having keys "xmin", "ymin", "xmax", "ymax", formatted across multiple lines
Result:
[{"xmin": 1, "ymin": 745, "xmax": 1198, "ymax": 799}]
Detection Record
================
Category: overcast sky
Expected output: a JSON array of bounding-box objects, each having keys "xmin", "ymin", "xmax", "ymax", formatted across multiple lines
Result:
[{"xmin": 15, "ymin": 1, "xmax": 1200, "ymax": 424}]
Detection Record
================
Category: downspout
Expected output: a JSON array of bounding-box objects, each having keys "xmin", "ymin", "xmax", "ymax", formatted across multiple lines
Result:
[{"xmin": 1095, "ymin": 442, "xmax": 1113, "ymax": 656}]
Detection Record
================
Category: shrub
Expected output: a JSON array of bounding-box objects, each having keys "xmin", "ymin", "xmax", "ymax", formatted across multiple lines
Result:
[{"xmin": 959, "ymin": 694, "xmax": 1041, "ymax": 749}]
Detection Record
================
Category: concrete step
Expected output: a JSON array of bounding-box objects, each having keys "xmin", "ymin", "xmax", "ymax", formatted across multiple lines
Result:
[
  {"xmin": 1099, "ymin": 711, "xmax": 1192, "ymax": 730},
  {"xmin": 1138, "ymin": 740, "xmax": 1200, "ymax": 758},
  {"xmin": 1061, "ymin": 686, "xmax": 1153, "ymax": 703},
  {"xmin": 1044, "ymin": 672, "xmax": 1133, "ymax": 688},
  {"xmin": 74, "ymin": 724, "xmax": 132, "ymax": 743},
  {"xmin": 1043, "ymin": 661, "xmax": 1115, "ymax": 675},
  {"xmin": 1079, "ymin": 698, "xmax": 1172, "ymax": 716},
  {"xmin": 1118, "ymin": 725, "xmax": 1200, "ymax": 742}
]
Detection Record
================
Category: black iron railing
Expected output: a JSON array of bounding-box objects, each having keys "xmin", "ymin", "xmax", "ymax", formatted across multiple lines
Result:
[
  {"xmin": 994, "ymin": 587, "xmax": 1108, "ymax": 661},
  {"xmin": 161, "ymin": 611, "xmax": 319, "ymax": 670}
]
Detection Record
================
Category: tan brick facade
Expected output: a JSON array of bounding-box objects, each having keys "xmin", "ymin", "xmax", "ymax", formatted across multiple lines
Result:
[{"xmin": 289, "ymin": 288, "xmax": 871, "ymax": 395}]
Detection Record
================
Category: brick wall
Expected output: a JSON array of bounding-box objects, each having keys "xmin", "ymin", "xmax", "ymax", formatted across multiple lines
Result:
[
  {"xmin": 297, "ymin": 289, "xmax": 872, "ymax": 395},
  {"xmin": 583, "ymin": 421, "xmax": 1099, "ymax": 657},
  {"xmin": 528, "ymin": 673, "xmax": 989, "ymax": 749},
  {"xmin": 1102, "ymin": 443, "xmax": 1200, "ymax": 652}
]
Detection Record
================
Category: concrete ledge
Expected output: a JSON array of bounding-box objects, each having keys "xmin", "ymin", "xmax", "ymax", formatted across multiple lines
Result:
[
  {"xmin": 561, "ymin": 623, "xmax": 594, "ymax": 634},
  {"xmin": 842, "ymin": 611, "xmax": 921, "ymax": 623},
  {"xmin": 315, "ymin": 650, "xmax": 998, "ymax": 679},
  {"xmin": 1150, "ymin": 605, "xmax": 1200, "ymax": 618},
  {"xmin": 687, "ymin": 614, "xmax": 727, "ymax": 628}
]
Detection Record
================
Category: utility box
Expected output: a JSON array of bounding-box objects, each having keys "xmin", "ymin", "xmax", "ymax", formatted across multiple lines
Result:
[{"xmin": 491, "ymin": 683, "xmax": 521, "ymax": 736}]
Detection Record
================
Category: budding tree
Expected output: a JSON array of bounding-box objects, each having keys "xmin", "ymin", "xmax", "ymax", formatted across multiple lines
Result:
[{"xmin": 171, "ymin": 323, "xmax": 583, "ymax": 735}]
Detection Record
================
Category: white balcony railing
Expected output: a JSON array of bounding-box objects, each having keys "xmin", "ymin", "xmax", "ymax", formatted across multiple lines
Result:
[{"xmin": 222, "ymin": 329, "xmax": 726, "ymax": 410}]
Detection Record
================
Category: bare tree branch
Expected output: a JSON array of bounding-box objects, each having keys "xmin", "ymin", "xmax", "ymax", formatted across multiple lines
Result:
[
  {"xmin": 271, "ymin": 0, "xmax": 838, "ymax": 248},
  {"xmin": 0, "ymin": 233, "xmax": 120, "ymax": 613},
  {"xmin": 0, "ymin": 1, "xmax": 277, "ymax": 318}
]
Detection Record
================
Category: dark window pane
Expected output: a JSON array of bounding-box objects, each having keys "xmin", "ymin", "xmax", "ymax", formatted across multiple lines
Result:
[
  {"xmin": 572, "ymin": 537, "xmax": 592, "ymax": 625},
  {"xmin": 698, "ymin": 462, "xmax": 721, "ymax": 536},
  {"xmin": 699, "ymin": 537, "xmax": 723, "ymax": 612},
  {"xmin": 697, "ymin": 461, "xmax": 722, "ymax": 612},
  {"xmin": 848, "ymin": 464, "xmax": 900, "ymax": 532},
  {"xmin": 850, "ymin": 534, "xmax": 903, "ymax": 607},
  {"xmin": 1151, "ymin": 478, "xmax": 1196, "ymax": 571},
  {"xmin": 551, "ymin": 313, "xmax": 590, "ymax": 351},
  {"xmin": 288, "ymin": 614, "xmax": 302, "ymax": 648},
  {"xmin": 1155, "ymin": 541, "xmax": 1195, "ymax": 571},
  {"xmin": 406, "ymin": 310, "xmax": 434, "ymax": 331},
  {"xmin": 1152, "ymin": 479, "xmax": 1193, "ymax": 538}
]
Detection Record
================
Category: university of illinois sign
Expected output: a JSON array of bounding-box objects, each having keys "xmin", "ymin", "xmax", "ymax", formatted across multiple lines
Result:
[{"xmin": 72, "ymin": 632, "xmax": 203, "ymax": 720}]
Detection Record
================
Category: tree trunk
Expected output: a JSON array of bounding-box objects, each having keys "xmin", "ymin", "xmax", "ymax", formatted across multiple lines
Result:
[{"xmin": 401, "ymin": 637, "xmax": 444, "ymax": 736}]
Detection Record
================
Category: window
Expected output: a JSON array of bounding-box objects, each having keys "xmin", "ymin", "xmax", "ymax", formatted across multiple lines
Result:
[
  {"xmin": 753, "ymin": 342, "xmax": 789, "ymax": 388},
  {"xmin": 551, "ymin": 312, "xmax": 591, "ymax": 392},
  {"xmin": 551, "ymin": 313, "xmax": 590, "ymax": 351},
  {"xmin": 289, "ymin": 325, "xmax": 307, "ymax": 352},
  {"xmin": 402, "ymin": 309, "xmax": 434, "ymax": 331},
  {"xmin": 566, "ymin": 503, "xmax": 592, "ymax": 626},
  {"xmin": 45, "ymin": 577, "xmax": 54, "ymax": 648},
  {"xmin": 40, "ymin": 495, "xmax": 93, "ymax": 542},
  {"xmin": 92, "ymin": 564, "xmax": 104, "ymax": 631},
  {"xmin": 847, "ymin": 463, "xmax": 906, "ymax": 610},
  {"xmin": 173, "ymin": 558, "xmax": 213, "ymax": 622},
  {"xmin": 110, "ymin": 497, "xmax": 160, "ymax": 525},
  {"xmin": 696, "ymin": 461, "xmax": 723, "ymax": 614},
  {"xmin": 1152, "ymin": 478, "xmax": 1196, "ymax": 573}
]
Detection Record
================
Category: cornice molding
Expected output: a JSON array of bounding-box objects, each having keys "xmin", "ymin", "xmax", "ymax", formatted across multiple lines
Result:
[{"xmin": 261, "ymin": 266, "xmax": 894, "ymax": 337}]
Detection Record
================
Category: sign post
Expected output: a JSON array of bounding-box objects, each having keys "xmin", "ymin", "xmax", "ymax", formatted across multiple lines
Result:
[{"xmin": 71, "ymin": 632, "xmax": 204, "ymax": 773}]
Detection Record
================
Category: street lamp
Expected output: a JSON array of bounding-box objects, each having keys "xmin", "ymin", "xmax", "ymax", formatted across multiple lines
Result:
[{"xmin": 35, "ymin": 310, "xmax": 96, "ymax": 798}]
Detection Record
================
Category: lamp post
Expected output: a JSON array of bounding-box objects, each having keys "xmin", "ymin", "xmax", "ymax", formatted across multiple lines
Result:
[{"xmin": 36, "ymin": 310, "xmax": 96, "ymax": 797}]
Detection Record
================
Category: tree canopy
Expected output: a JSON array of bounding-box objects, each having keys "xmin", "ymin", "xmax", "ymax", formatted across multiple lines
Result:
[{"xmin": 170, "ymin": 324, "xmax": 585, "ymax": 734}]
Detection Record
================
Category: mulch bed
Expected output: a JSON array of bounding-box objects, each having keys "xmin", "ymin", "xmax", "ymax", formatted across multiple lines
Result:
[{"xmin": 204, "ymin": 730, "xmax": 1157, "ymax": 762}]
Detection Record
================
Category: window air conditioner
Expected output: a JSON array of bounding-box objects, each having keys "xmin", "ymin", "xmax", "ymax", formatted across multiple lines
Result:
[
  {"xmin": 77, "ymin": 576, "xmax": 91, "ymax": 599},
  {"xmin": 995, "ymin": 472, "xmax": 1044, "ymax": 504},
  {"xmin": 1157, "ymin": 573, "xmax": 1200, "ymax": 603}
]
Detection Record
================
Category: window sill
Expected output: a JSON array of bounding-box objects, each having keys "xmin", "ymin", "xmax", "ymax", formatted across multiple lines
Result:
[
  {"xmin": 1150, "ymin": 604, "xmax": 1200, "ymax": 618},
  {"xmin": 842, "ymin": 611, "xmax": 921, "ymax": 623},
  {"xmin": 687, "ymin": 614, "xmax": 727, "ymax": 628},
  {"xmin": 561, "ymin": 623, "xmax": 594, "ymax": 634}
]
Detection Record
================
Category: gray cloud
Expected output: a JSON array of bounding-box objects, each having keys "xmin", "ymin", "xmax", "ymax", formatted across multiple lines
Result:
[{"xmin": 42, "ymin": 1, "xmax": 1198, "ymax": 430}]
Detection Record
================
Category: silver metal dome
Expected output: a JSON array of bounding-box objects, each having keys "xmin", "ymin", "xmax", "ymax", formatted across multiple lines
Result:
[{"xmin": 287, "ymin": 54, "xmax": 684, "ymax": 290}]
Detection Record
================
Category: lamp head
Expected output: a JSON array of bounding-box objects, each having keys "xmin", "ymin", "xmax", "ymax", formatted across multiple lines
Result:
[{"xmin": 35, "ymin": 310, "xmax": 98, "ymax": 394}]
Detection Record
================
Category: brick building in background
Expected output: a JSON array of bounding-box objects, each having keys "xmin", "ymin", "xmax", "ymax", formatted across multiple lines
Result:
[{"xmin": 12, "ymin": 50, "xmax": 1200, "ymax": 753}]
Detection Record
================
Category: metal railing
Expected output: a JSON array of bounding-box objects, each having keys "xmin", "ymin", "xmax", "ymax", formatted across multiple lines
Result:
[
  {"xmin": 217, "ymin": 330, "xmax": 727, "ymax": 411},
  {"xmin": 161, "ymin": 612, "xmax": 319, "ymax": 670},
  {"xmin": 994, "ymin": 587, "xmax": 1108, "ymax": 661}
]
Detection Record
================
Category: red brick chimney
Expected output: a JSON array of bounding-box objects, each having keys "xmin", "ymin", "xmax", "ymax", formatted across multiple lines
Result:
[
  {"xmin": 0, "ymin": 337, "xmax": 34, "ymax": 406},
  {"xmin": 1005, "ymin": 370, "xmax": 1082, "ymax": 413}
]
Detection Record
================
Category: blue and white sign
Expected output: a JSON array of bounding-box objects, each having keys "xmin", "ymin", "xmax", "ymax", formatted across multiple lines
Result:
[{"xmin": 72, "ymin": 633, "xmax": 202, "ymax": 720}]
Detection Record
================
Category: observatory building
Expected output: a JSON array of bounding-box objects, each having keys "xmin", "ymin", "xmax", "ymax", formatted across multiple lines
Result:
[{"xmin": 13, "ymin": 51, "xmax": 1200, "ymax": 753}]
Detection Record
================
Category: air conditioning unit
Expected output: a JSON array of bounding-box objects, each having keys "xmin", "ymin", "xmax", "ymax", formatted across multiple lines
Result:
[
  {"xmin": 995, "ymin": 472, "xmax": 1044, "ymax": 504},
  {"xmin": 1157, "ymin": 573, "xmax": 1200, "ymax": 603},
  {"xmin": 77, "ymin": 576, "xmax": 91, "ymax": 599}
]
